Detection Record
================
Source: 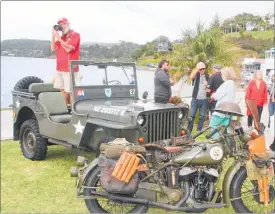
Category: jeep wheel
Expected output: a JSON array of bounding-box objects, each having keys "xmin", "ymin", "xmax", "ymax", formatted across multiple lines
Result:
[
  {"xmin": 19, "ymin": 119, "xmax": 47, "ymax": 160},
  {"xmin": 14, "ymin": 76, "xmax": 43, "ymax": 92}
]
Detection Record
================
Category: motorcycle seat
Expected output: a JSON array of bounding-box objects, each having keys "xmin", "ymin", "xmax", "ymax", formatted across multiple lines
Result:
[{"xmin": 164, "ymin": 146, "xmax": 185, "ymax": 153}]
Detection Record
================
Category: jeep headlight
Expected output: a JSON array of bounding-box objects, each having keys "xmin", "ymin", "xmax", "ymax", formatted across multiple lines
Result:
[
  {"xmin": 178, "ymin": 111, "xmax": 184, "ymax": 119},
  {"xmin": 137, "ymin": 115, "xmax": 146, "ymax": 126}
]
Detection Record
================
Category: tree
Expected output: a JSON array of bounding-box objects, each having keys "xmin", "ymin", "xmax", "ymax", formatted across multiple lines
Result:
[
  {"xmin": 168, "ymin": 21, "xmax": 244, "ymax": 82},
  {"xmin": 210, "ymin": 13, "xmax": 221, "ymax": 29}
]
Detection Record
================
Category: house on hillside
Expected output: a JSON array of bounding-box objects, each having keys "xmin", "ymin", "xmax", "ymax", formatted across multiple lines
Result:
[{"xmin": 156, "ymin": 36, "xmax": 172, "ymax": 52}]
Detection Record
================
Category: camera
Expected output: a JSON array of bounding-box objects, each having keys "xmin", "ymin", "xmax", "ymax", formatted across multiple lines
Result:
[{"xmin": 53, "ymin": 24, "xmax": 62, "ymax": 31}]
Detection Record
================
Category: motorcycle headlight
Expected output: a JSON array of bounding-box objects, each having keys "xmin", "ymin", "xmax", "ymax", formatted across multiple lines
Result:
[
  {"xmin": 137, "ymin": 115, "xmax": 146, "ymax": 126},
  {"xmin": 178, "ymin": 111, "xmax": 183, "ymax": 119}
]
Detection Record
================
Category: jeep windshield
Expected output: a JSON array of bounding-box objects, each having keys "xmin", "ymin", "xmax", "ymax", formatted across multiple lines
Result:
[{"xmin": 71, "ymin": 62, "xmax": 137, "ymax": 87}]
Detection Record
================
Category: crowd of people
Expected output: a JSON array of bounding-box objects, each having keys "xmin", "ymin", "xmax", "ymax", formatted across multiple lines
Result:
[{"xmin": 153, "ymin": 59, "xmax": 275, "ymax": 148}]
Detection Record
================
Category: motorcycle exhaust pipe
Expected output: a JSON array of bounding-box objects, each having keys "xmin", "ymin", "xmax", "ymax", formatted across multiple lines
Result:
[{"xmin": 90, "ymin": 189, "xmax": 225, "ymax": 211}]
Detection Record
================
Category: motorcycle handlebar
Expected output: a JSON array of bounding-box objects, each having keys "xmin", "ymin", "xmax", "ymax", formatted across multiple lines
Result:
[
  {"xmin": 205, "ymin": 126, "xmax": 222, "ymax": 139},
  {"xmin": 192, "ymin": 127, "xmax": 211, "ymax": 139}
]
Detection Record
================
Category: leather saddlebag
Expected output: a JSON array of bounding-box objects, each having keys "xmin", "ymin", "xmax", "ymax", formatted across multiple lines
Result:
[{"xmin": 98, "ymin": 155, "xmax": 139, "ymax": 194}]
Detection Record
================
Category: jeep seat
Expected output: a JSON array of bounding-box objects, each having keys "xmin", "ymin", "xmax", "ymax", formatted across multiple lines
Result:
[
  {"xmin": 38, "ymin": 92, "xmax": 72, "ymax": 123},
  {"xmin": 29, "ymin": 83, "xmax": 60, "ymax": 93}
]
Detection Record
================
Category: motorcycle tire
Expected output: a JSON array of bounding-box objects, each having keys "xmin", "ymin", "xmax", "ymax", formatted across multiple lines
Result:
[
  {"xmin": 230, "ymin": 166, "xmax": 275, "ymax": 214},
  {"xmin": 83, "ymin": 166, "xmax": 149, "ymax": 213}
]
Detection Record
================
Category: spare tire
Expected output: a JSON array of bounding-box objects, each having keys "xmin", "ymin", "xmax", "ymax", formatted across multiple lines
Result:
[{"xmin": 14, "ymin": 76, "xmax": 44, "ymax": 92}]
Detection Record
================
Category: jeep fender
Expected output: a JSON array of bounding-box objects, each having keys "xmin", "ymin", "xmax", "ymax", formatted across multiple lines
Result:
[
  {"xmin": 77, "ymin": 158, "xmax": 99, "ymax": 190},
  {"xmin": 222, "ymin": 160, "xmax": 243, "ymax": 206}
]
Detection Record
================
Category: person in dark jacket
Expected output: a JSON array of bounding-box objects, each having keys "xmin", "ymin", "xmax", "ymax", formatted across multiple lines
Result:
[
  {"xmin": 154, "ymin": 60, "xmax": 175, "ymax": 104},
  {"xmin": 207, "ymin": 64, "xmax": 224, "ymax": 114},
  {"xmin": 187, "ymin": 62, "xmax": 209, "ymax": 132}
]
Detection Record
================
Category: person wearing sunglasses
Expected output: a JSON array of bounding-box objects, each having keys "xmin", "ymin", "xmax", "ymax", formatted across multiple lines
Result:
[{"xmin": 187, "ymin": 62, "xmax": 209, "ymax": 133}]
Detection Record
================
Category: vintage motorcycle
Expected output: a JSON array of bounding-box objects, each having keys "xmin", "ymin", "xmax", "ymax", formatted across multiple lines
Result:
[{"xmin": 71, "ymin": 100, "xmax": 275, "ymax": 213}]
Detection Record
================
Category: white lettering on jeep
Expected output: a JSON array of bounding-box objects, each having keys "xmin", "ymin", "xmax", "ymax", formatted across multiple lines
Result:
[{"xmin": 92, "ymin": 106, "xmax": 125, "ymax": 116}]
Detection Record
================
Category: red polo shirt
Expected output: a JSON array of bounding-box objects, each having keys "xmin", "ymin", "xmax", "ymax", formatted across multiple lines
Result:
[{"xmin": 55, "ymin": 30, "xmax": 80, "ymax": 72}]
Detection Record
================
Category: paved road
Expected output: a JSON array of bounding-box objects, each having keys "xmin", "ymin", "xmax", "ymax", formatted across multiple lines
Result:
[
  {"xmin": 0, "ymin": 91, "xmax": 270, "ymax": 141},
  {"xmin": 1, "ymin": 109, "xmax": 13, "ymax": 140}
]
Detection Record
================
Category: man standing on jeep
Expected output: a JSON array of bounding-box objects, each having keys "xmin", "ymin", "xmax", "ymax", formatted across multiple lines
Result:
[
  {"xmin": 51, "ymin": 17, "xmax": 81, "ymax": 105},
  {"xmin": 154, "ymin": 60, "xmax": 175, "ymax": 104}
]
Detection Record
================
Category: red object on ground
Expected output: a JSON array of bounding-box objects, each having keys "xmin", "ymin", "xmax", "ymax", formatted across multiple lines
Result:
[
  {"xmin": 245, "ymin": 80, "xmax": 268, "ymax": 115},
  {"xmin": 55, "ymin": 30, "xmax": 80, "ymax": 72}
]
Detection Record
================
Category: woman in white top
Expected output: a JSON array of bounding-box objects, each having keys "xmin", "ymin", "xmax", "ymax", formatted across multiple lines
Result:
[{"xmin": 209, "ymin": 67, "xmax": 237, "ymax": 137}]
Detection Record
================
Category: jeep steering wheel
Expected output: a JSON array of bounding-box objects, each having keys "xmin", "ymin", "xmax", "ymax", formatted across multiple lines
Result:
[{"xmin": 107, "ymin": 80, "xmax": 122, "ymax": 85}]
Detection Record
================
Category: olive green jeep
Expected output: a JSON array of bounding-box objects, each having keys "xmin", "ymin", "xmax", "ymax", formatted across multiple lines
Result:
[{"xmin": 12, "ymin": 61, "xmax": 189, "ymax": 160}]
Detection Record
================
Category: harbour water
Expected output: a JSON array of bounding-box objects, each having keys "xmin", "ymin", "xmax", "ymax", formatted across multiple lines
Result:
[{"xmin": 1, "ymin": 56, "xmax": 193, "ymax": 108}]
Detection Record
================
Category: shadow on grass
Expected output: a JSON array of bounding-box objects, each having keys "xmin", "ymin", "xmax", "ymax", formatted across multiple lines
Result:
[{"xmin": 46, "ymin": 145, "xmax": 95, "ymax": 161}]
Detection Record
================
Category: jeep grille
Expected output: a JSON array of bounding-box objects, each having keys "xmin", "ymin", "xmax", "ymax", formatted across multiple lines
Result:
[{"xmin": 147, "ymin": 111, "xmax": 179, "ymax": 142}]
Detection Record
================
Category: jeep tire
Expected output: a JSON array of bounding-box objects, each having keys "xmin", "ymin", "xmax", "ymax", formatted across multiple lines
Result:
[
  {"xmin": 14, "ymin": 76, "xmax": 43, "ymax": 92},
  {"xmin": 19, "ymin": 119, "xmax": 47, "ymax": 160}
]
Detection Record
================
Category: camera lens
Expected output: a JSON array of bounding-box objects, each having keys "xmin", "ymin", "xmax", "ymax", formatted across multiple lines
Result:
[{"xmin": 53, "ymin": 25, "xmax": 62, "ymax": 31}]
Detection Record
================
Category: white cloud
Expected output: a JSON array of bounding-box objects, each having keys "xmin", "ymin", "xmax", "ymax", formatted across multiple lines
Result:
[{"xmin": 1, "ymin": 1, "xmax": 273, "ymax": 44}]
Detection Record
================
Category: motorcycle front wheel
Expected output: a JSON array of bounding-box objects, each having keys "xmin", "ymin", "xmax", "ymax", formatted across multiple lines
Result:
[
  {"xmin": 83, "ymin": 166, "xmax": 149, "ymax": 213},
  {"xmin": 230, "ymin": 166, "xmax": 275, "ymax": 214}
]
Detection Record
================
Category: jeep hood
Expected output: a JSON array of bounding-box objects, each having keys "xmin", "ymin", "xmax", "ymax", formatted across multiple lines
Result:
[{"xmin": 75, "ymin": 99, "xmax": 188, "ymax": 124}]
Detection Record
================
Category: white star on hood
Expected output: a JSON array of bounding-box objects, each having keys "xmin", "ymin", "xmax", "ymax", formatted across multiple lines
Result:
[
  {"xmin": 73, "ymin": 120, "xmax": 84, "ymax": 135},
  {"xmin": 16, "ymin": 100, "xmax": 20, "ymax": 108}
]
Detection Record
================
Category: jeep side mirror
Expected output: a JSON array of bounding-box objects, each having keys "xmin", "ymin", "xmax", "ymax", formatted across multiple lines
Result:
[{"xmin": 142, "ymin": 91, "xmax": 148, "ymax": 100}]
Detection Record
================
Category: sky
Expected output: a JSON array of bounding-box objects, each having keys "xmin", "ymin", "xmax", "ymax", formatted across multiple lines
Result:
[{"xmin": 1, "ymin": 1, "xmax": 274, "ymax": 44}]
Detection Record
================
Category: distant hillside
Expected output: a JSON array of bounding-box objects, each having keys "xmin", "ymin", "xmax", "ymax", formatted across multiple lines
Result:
[
  {"xmin": 223, "ymin": 30, "xmax": 274, "ymax": 40},
  {"xmin": 223, "ymin": 30, "xmax": 274, "ymax": 58},
  {"xmin": 1, "ymin": 39, "xmax": 141, "ymax": 61},
  {"xmin": 1, "ymin": 30, "xmax": 274, "ymax": 61}
]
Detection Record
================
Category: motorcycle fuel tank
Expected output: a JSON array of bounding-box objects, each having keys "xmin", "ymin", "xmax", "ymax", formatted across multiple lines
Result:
[{"xmin": 172, "ymin": 143, "xmax": 224, "ymax": 165}]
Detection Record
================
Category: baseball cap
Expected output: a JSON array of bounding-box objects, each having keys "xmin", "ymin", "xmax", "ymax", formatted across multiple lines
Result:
[
  {"xmin": 212, "ymin": 64, "xmax": 222, "ymax": 69},
  {"xmin": 58, "ymin": 17, "xmax": 69, "ymax": 24},
  {"xmin": 196, "ymin": 62, "xmax": 206, "ymax": 70}
]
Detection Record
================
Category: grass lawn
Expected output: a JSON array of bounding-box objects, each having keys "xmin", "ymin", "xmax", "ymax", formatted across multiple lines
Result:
[{"xmin": 1, "ymin": 140, "xmax": 233, "ymax": 213}]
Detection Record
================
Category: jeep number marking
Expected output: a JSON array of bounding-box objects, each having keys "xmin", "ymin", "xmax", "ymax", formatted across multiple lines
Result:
[
  {"xmin": 130, "ymin": 89, "xmax": 135, "ymax": 96},
  {"xmin": 93, "ymin": 106, "xmax": 125, "ymax": 116}
]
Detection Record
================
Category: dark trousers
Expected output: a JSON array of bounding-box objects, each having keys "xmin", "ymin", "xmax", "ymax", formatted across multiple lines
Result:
[
  {"xmin": 209, "ymin": 100, "xmax": 217, "ymax": 113},
  {"xmin": 187, "ymin": 99, "xmax": 208, "ymax": 132},
  {"xmin": 268, "ymin": 101, "xmax": 275, "ymax": 128},
  {"xmin": 154, "ymin": 97, "xmax": 169, "ymax": 104},
  {"xmin": 247, "ymin": 106, "xmax": 263, "ymax": 127}
]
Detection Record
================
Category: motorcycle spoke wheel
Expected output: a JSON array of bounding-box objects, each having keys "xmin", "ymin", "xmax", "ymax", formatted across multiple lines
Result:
[
  {"xmin": 231, "ymin": 167, "xmax": 275, "ymax": 214},
  {"xmin": 91, "ymin": 176, "xmax": 136, "ymax": 213},
  {"xmin": 239, "ymin": 178, "xmax": 274, "ymax": 214},
  {"xmin": 84, "ymin": 167, "xmax": 148, "ymax": 213}
]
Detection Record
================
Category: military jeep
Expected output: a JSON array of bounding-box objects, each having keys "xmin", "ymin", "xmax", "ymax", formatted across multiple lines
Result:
[{"xmin": 12, "ymin": 61, "xmax": 189, "ymax": 160}]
